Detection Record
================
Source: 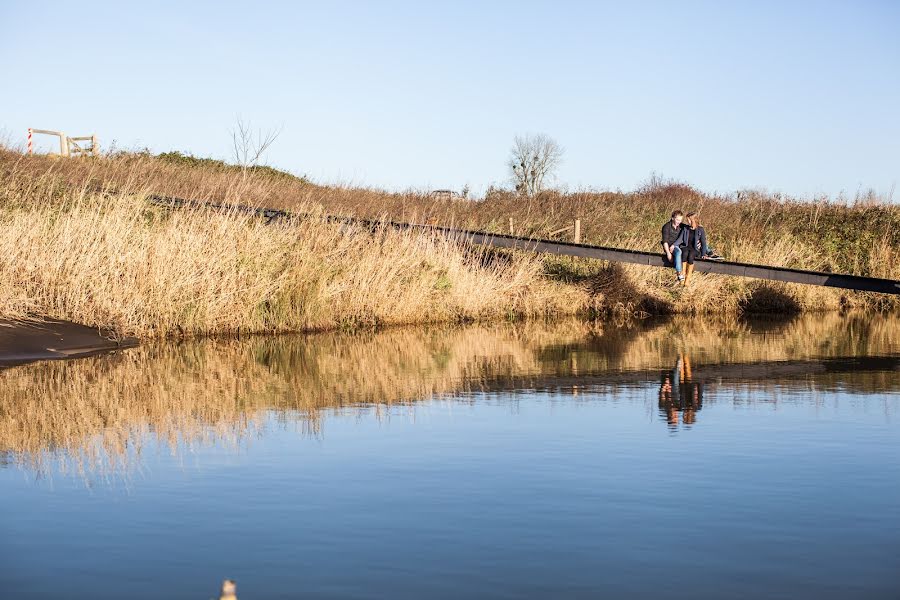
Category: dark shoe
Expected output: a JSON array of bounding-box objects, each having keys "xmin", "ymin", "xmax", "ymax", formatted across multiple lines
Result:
[{"xmin": 705, "ymin": 252, "xmax": 725, "ymax": 261}]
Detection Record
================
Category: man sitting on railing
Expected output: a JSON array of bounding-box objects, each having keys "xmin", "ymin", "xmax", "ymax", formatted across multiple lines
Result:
[{"xmin": 661, "ymin": 210, "xmax": 689, "ymax": 284}]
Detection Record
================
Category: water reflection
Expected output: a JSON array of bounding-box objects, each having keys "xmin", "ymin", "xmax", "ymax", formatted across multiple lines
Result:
[
  {"xmin": 1, "ymin": 312, "xmax": 898, "ymax": 477},
  {"xmin": 659, "ymin": 354, "xmax": 704, "ymax": 428}
]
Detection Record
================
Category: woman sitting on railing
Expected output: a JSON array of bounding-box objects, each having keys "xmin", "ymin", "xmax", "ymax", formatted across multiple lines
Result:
[{"xmin": 686, "ymin": 213, "xmax": 724, "ymax": 263}]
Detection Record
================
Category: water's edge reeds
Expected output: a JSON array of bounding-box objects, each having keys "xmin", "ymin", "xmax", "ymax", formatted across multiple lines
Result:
[{"xmin": 1, "ymin": 147, "xmax": 897, "ymax": 338}]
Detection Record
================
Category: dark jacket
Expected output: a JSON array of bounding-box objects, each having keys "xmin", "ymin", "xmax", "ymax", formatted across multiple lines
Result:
[
  {"xmin": 661, "ymin": 221, "xmax": 689, "ymax": 249},
  {"xmin": 689, "ymin": 226, "xmax": 708, "ymax": 253}
]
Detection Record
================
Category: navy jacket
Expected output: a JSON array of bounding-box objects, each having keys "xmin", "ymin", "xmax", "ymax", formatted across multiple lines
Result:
[{"xmin": 690, "ymin": 226, "xmax": 708, "ymax": 253}]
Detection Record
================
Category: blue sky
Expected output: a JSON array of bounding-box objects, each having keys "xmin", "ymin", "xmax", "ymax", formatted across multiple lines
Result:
[{"xmin": 2, "ymin": 1, "xmax": 898, "ymax": 198}]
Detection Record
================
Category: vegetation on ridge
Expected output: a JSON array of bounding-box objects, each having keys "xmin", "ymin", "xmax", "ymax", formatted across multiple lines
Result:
[{"xmin": 0, "ymin": 146, "xmax": 896, "ymax": 338}]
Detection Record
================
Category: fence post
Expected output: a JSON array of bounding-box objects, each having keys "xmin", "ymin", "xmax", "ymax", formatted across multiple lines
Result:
[
  {"xmin": 59, "ymin": 133, "xmax": 69, "ymax": 157},
  {"xmin": 508, "ymin": 217, "xmax": 514, "ymax": 235},
  {"xmin": 91, "ymin": 134, "xmax": 98, "ymax": 156},
  {"xmin": 574, "ymin": 219, "xmax": 581, "ymax": 244}
]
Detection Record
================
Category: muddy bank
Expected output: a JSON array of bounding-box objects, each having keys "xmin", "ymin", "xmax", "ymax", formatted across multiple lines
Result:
[{"xmin": 0, "ymin": 319, "xmax": 137, "ymax": 367}]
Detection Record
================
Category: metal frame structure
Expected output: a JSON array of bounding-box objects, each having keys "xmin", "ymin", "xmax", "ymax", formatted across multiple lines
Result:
[{"xmin": 27, "ymin": 128, "xmax": 98, "ymax": 157}]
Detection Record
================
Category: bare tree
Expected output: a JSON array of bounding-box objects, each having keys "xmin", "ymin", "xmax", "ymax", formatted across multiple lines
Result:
[
  {"xmin": 508, "ymin": 133, "xmax": 564, "ymax": 196},
  {"xmin": 231, "ymin": 117, "xmax": 282, "ymax": 177}
]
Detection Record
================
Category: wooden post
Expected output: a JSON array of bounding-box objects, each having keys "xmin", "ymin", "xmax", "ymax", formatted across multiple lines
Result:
[
  {"xmin": 91, "ymin": 134, "xmax": 98, "ymax": 156},
  {"xmin": 59, "ymin": 133, "xmax": 68, "ymax": 157},
  {"xmin": 574, "ymin": 219, "xmax": 581, "ymax": 244}
]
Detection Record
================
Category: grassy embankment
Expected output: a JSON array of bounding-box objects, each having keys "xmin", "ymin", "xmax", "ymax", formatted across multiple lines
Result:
[
  {"xmin": 0, "ymin": 147, "xmax": 897, "ymax": 337},
  {"xmin": 0, "ymin": 149, "xmax": 581, "ymax": 337}
]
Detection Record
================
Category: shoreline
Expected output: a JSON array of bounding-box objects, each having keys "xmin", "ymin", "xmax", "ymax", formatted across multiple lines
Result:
[{"xmin": 0, "ymin": 319, "xmax": 138, "ymax": 368}]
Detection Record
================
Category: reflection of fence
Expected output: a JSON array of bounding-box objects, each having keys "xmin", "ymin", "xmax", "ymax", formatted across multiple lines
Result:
[{"xmin": 27, "ymin": 128, "xmax": 98, "ymax": 157}]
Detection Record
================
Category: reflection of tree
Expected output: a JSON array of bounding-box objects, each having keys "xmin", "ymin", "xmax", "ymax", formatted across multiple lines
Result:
[{"xmin": 658, "ymin": 354, "xmax": 704, "ymax": 429}]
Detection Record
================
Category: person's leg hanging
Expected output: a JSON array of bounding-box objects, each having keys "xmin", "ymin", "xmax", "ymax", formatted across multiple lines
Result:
[{"xmin": 683, "ymin": 247, "xmax": 696, "ymax": 286}]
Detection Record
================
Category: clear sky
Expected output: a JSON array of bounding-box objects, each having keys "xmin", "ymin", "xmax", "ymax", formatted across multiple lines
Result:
[{"xmin": 2, "ymin": 1, "xmax": 898, "ymax": 198}]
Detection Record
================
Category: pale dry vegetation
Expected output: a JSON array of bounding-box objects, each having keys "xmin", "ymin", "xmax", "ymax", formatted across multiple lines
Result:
[
  {"xmin": 1, "ymin": 147, "xmax": 897, "ymax": 334},
  {"xmin": 0, "ymin": 152, "xmax": 585, "ymax": 337}
]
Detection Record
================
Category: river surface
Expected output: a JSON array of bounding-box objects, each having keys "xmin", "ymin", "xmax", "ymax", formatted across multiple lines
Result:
[{"xmin": 1, "ymin": 313, "xmax": 899, "ymax": 599}]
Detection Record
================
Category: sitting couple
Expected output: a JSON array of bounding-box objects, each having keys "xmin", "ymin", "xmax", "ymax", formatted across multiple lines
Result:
[{"xmin": 661, "ymin": 210, "xmax": 723, "ymax": 286}]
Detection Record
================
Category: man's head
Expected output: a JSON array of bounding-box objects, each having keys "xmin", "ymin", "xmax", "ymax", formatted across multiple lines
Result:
[{"xmin": 671, "ymin": 210, "xmax": 684, "ymax": 225}]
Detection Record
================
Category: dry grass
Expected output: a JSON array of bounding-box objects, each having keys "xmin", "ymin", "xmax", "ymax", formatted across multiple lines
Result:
[
  {"xmin": 0, "ymin": 195, "xmax": 585, "ymax": 336},
  {"xmin": 1, "ymin": 147, "xmax": 898, "ymax": 328},
  {"xmin": 0, "ymin": 175, "xmax": 585, "ymax": 337}
]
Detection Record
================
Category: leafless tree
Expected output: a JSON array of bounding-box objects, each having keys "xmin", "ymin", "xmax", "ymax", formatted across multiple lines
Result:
[
  {"xmin": 508, "ymin": 133, "xmax": 564, "ymax": 196},
  {"xmin": 231, "ymin": 117, "xmax": 282, "ymax": 177}
]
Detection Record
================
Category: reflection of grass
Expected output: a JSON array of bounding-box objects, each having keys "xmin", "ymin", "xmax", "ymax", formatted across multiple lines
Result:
[
  {"xmin": 608, "ymin": 311, "xmax": 900, "ymax": 371},
  {"xmin": 1, "ymin": 313, "xmax": 897, "ymax": 478},
  {"xmin": 0, "ymin": 320, "xmax": 591, "ymax": 476}
]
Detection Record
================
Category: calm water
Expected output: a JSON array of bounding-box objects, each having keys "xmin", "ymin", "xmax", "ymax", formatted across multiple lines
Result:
[{"xmin": 1, "ymin": 314, "xmax": 899, "ymax": 599}]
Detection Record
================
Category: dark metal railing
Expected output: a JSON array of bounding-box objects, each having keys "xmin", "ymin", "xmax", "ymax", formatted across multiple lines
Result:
[{"xmin": 148, "ymin": 195, "xmax": 900, "ymax": 296}]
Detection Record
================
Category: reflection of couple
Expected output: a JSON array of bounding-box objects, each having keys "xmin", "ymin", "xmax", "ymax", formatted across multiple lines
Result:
[{"xmin": 658, "ymin": 353, "xmax": 703, "ymax": 427}]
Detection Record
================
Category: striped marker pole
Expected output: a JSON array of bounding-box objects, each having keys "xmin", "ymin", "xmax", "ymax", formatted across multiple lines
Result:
[{"xmin": 27, "ymin": 128, "xmax": 32, "ymax": 154}]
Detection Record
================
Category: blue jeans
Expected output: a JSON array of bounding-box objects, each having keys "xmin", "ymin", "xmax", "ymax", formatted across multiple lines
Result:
[{"xmin": 671, "ymin": 246, "xmax": 683, "ymax": 274}]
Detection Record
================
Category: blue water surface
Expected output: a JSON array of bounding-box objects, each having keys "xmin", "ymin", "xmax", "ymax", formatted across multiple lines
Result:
[{"xmin": 1, "ymin": 316, "xmax": 898, "ymax": 599}]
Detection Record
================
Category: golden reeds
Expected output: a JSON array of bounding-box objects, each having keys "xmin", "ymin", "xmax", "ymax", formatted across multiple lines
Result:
[
  {"xmin": 1, "ymin": 147, "xmax": 897, "ymax": 327},
  {"xmin": 0, "ymin": 190, "xmax": 584, "ymax": 336}
]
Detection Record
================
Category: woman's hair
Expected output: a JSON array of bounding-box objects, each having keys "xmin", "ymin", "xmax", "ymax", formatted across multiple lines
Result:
[{"xmin": 686, "ymin": 212, "xmax": 701, "ymax": 229}]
